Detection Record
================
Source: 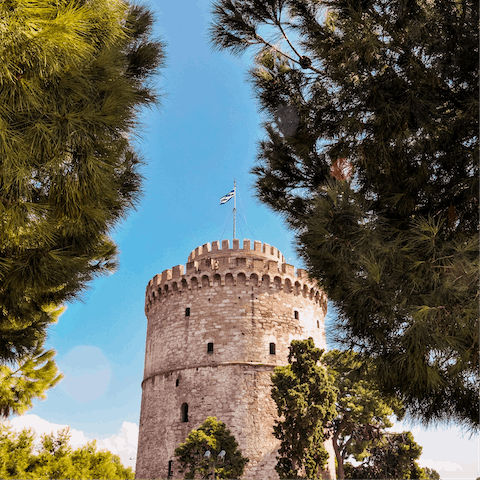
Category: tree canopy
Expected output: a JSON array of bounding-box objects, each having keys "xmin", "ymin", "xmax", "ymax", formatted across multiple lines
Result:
[
  {"xmin": 0, "ymin": 425, "xmax": 134, "ymax": 479},
  {"xmin": 174, "ymin": 416, "xmax": 249, "ymax": 479},
  {"xmin": 271, "ymin": 338, "xmax": 337, "ymax": 479},
  {"xmin": 0, "ymin": 0, "xmax": 164, "ymax": 415},
  {"xmin": 323, "ymin": 349, "xmax": 405, "ymax": 479},
  {"xmin": 271, "ymin": 341, "xmax": 437, "ymax": 480},
  {"xmin": 344, "ymin": 431, "xmax": 426, "ymax": 480},
  {"xmin": 210, "ymin": 0, "xmax": 479, "ymax": 430}
]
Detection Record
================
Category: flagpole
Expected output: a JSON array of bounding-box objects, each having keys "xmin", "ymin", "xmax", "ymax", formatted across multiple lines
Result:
[{"xmin": 233, "ymin": 179, "xmax": 236, "ymax": 240}]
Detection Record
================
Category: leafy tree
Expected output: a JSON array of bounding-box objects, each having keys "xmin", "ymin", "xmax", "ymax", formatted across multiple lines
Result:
[
  {"xmin": 210, "ymin": 0, "xmax": 479, "ymax": 430},
  {"xmin": 344, "ymin": 431, "xmax": 427, "ymax": 479},
  {"xmin": 323, "ymin": 349, "xmax": 404, "ymax": 479},
  {"xmin": 271, "ymin": 338, "xmax": 337, "ymax": 479},
  {"xmin": 0, "ymin": 0, "xmax": 164, "ymax": 415},
  {"xmin": 33, "ymin": 428, "xmax": 74, "ymax": 480},
  {"xmin": 0, "ymin": 424, "xmax": 36, "ymax": 479},
  {"xmin": 424, "ymin": 466, "xmax": 441, "ymax": 480},
  {"xmin": 175, "ymin": 416, "xmax": 249, "ymax": 479},
  {"xmin": 0, "ymin": 426, "xmax": 134, "ymax": 480}
]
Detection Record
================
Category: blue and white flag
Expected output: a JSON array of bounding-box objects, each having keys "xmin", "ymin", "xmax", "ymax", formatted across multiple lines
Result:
[{"xmin": 220, "ymin": 189, "xmax": 235, "ymax": 205}]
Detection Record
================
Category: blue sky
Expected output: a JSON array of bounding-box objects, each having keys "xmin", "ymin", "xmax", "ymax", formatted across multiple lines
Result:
[{"xmin": 6, "ymin": 0, "xmax": 478, "ymax": 477}]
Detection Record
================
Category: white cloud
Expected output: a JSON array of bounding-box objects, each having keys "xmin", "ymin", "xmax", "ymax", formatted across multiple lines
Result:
[
  {"xmin": 6, "ymin": 414, "xmax": 138, "ymax": 470},
  {"xmin": 420, "ymin": 459, "xmax": 464, "ymax": 472},
  {"xmin": 96, "ymin": 421, "xmax": 139, "ymax": 469},
  {"xmin": 389, "ymin": 419, "xmax": 479, "ymax": 479},
  {"xmin": 419, "ymin": 459, "xmax": 479, "ymax": 480},
  {"xmin": 8, "ymin": 414, "xmax": 90, "ymax": 448}
]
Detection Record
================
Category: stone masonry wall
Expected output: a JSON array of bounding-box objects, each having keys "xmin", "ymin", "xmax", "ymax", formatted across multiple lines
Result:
[{"xmin": 135, "ymin": 240, "xmax": 335, "ymax": 480}]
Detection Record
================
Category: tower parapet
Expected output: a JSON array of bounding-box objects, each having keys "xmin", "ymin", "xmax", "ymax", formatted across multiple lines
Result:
[
  {"xmin": 136, "ymin": 239, "xmax": 334, "ymax": 480},
  {"xmin": 146, "ymin": 239, "xmax": 325, "ymax": 314},
  {"xmin": 187, "ymin": 239, "xmax": 285, "ymax": 262}
]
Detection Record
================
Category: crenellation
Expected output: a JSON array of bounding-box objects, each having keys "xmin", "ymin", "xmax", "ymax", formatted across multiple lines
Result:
[
  {"xmin": 297, "ymin": 268, "xmax": 309, "ymax": 279},
  {"xmin": 253, "ymin": 259, "xmax": 264, "ymax": 270},
  {"xmin": 147, "ymin": 249, "xmax": 322, "ymax": 309},
  {"xmin": 267, "ymin": 260, "xmax": 279, "ymax": 272},
  {"xmin": 172, "ymin": 265, "xmax": 184, "ymax": 278},
  {"xmin": 186, "ymin": 261, "xmax": 197, "ymax": 274},
  {"xmin": 187, "ymin": 239, "xmax": 286, "ymax": 263},
  {"xmin": 146, "ymin": 269, "xmax": 327, "ymax": 308},
  {"xmin": 282, "ymin": 263, "xmax": 295, "ymax": 275},
  {"xmin": 161, "ymin": 268, "xmax": 172, "ymax": 282},
  {"xmin": 195, "ymin": 246, "xmax": 202, "ymax": 259},
  {"xmin": 236, "ymin": 257, "xmax": 247, "ymax": 268}
]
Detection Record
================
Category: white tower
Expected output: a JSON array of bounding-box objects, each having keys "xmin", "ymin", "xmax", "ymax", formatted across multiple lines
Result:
[{"xmin": 136, "ymin": 239, "xmax": 335, "ymax": 479}]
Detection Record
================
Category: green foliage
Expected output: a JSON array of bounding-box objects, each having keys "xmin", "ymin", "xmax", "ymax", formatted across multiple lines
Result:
[
  {"xmin": 344, "ymin": 431, "xmax": 426, "ymax": 479},
  {"xmin": 324, "ymin": 349, "xmax": 405, "ymax": 478},
  {"xmin": 424, "ymin": 466, "xmax": 441, "ymax": 480},
  {"xmin": 33, "ymin": 428, "xmax": 74, "ymax": 480},
  {"xmin": 0, "ymin": 0, "xmax": 164, "ymax": 416},
  {"xmin": 0, "ymin": 425, "xmax": 134, "ymax": 479},
  {"xmin": 0, "ymin": 333, "xmax": 63, "ymax": 418},
  {"xmin": 271, "ymin": 338, "xmax": 337, "ymax": 479},
  {"xmin": 0, "ymin": 425, "xmax": 36, "ymax": 479},
  {"xmin": 210, "ymin": 0, "xmax": 479, "ymax": 430},
  {"xmin": 174, "ymin": 416, "xmax": 249, "ymax": 479}
]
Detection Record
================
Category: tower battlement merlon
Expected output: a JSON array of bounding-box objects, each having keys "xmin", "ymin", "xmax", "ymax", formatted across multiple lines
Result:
[{"xmin": 187, "ymin": 239, "xmax": 285, "ymax": 263}]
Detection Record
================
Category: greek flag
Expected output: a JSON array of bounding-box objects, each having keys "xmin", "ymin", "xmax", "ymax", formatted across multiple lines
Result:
[{"xmin": 220, "ymin": 189, "xmax": 235, "ymax": 205}]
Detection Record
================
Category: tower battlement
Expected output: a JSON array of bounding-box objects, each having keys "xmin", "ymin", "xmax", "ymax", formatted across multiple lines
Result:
[
  {"xmin": 187, "ymin": 239, "xmax": 285, "ymax": 263},
  {"xmin": 145, "ymin": 239, "xmax": 325, "ymax": 314}
]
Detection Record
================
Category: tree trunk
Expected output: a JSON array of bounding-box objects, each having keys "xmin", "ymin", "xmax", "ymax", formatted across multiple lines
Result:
[{"xmin": 332, "ymin": 436, "xmax": 344, "ymax": 479}]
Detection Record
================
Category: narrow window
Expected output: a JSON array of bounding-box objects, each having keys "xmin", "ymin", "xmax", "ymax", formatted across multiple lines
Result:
[
  {"xmin": 176, "ymin": 378, "xmax": 179, "ymax": 387},
  {"xmin": 294, "ymin": 310, "xmax": 299, "ymax": 319},
  {"xmin": 207, "ymin": 342, "xmax": 214, "ymax": 354},
  {"xmin": 185, "ymin": 307, "xmax": 190, "ymax": 317},
  {"xmin": 181, "ymin": 403, "xmax": 188, "ymax": 422},
  {"xmin": 168, "ymin": 460, "xmax": 173, "ymax": 478},
  {"xmin": 317, "ymin": 320, "xmax": 320, "ymax": 328},
  {"xmin": 270, "ymin": 342, "xmax": 276, "ymax": 355}
]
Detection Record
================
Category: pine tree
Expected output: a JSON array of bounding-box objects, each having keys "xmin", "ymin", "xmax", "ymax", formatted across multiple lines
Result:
[
  {"xmin": 0, "ymin": 0, "xmax": 164, "ymax": 413},
  {"xmin": 0, "ymin": 338, "xmax": 63, "ymax": 418},
  {"xmin": 210, "ymin": 0, "xmax": 478, "ymax": 430},
  {"xmin": 271, "ymin": 338, "xmax": 337, "ymax": 479},
  {"xmin": 344, "ymin": 431, "xmax": 426, "ymax": 480}
]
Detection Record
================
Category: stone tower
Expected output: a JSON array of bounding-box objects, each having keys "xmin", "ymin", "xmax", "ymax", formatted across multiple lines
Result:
[{"xmin": 135, "ymin": 239, "xmax": 335, "ymax": 479}]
